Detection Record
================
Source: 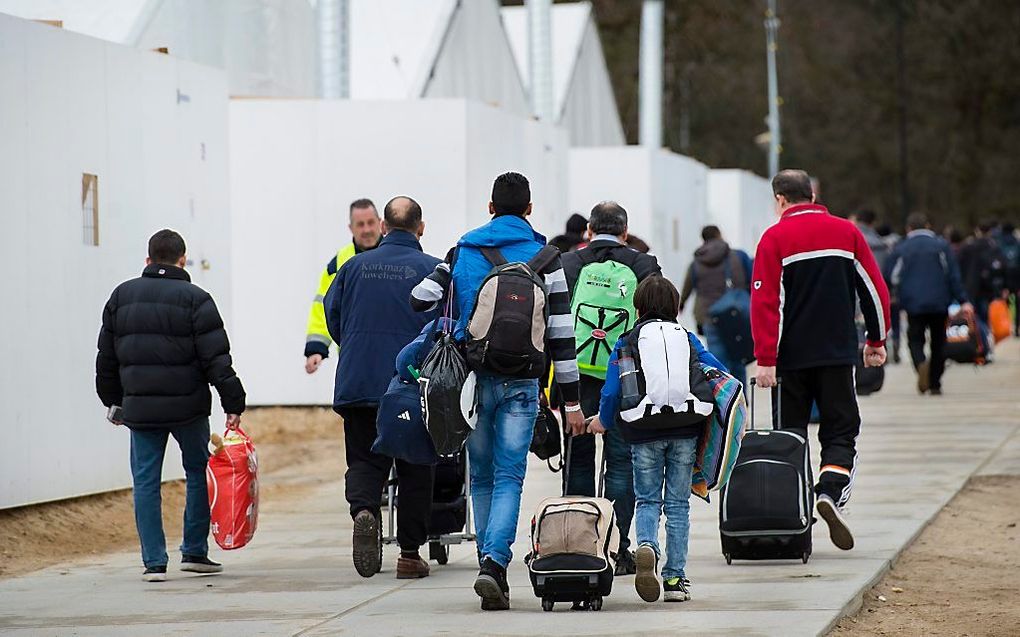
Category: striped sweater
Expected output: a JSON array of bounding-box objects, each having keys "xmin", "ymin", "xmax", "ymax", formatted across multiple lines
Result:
[{"xmin": 410, "ymin": 215, "xmax": 580, "ymax": 402}]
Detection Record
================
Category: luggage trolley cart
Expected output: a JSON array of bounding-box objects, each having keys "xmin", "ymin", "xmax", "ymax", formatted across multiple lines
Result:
[{"xmin": 382, "ymin": 451, "xmax": 475, "ymax": 564}]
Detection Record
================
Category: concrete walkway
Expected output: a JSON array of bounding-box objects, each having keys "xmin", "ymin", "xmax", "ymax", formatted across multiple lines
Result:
[{"xmin": 2, "ymin": 342, "xmax": 1018, "ymax": 636}]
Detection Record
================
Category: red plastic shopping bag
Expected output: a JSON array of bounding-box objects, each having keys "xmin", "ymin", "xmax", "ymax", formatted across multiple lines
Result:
[{"xmin": 206, "ymin": 427, "xmax": 259, "ymax": 550}]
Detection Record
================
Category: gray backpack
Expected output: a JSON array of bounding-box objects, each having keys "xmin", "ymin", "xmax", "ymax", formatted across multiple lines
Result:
[{"xmin": 465, "ymin": 245, "xmax": 559, "ymax": 379}]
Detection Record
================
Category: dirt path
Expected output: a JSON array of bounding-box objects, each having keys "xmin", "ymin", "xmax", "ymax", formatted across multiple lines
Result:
[
  {"xmin": 0, "ymin": 407, "xmax": 343, "ymax": 579},
  {"xmin": 831, "ymin": 475, "xmax": 1020, "ymax": 637}
]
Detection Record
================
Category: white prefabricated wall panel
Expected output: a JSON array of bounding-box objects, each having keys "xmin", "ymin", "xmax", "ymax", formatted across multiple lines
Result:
[
  {"xmin": 0, "ymin": 15, "xmax": 230, "ymax": 508},
  {"xmin": 568, "ymin": 146, "xmax": 708, "ymax": 324},
  {"xmin": 230, "ymin": 99, "xmax": 568, "ymax": 406},
  {"xmin": 707, "ymin": 169, "xmax": 775, "ymax": 253}
]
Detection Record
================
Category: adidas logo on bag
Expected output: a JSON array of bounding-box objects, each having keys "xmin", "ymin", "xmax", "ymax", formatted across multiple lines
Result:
[{"xmin": 398, "ymin": 411, "xmax": 411, "ymax": 421}]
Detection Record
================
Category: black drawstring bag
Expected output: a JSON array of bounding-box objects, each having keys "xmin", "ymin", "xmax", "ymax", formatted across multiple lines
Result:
[{"xmin": 419, "ymin": 288, "xmax": 474, "ymax": 456}]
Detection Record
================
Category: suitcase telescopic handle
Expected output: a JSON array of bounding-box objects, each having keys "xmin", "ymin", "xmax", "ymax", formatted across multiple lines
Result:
[
  {"xmin": 748, "ymin": 377, "xmax": 781, "ymax": 431},
  {"xmin": 562, "ymin": 420, "xmax": 608, "ymax": 499}
]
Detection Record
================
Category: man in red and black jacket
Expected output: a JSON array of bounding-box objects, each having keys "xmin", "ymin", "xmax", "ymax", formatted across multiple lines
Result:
[{"xmin": 751, "ymin": 169, "xmax": 890, "ymax": 552}]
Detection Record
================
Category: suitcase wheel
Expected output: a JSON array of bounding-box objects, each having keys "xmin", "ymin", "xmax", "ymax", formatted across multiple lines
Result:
[
  {"xmin": 429, "ymin": 541, "xmax": 449, "ymax": 565},
  {"xmin": 724, "ymin": 553, "xmax": 732, "ymax": 565},
  {"xmin": 569, "ymin": 597, "xmax": 603, "ymax": 611},
  {"xmin": 542, "ymin": 599, "xmax": 554, "ymax": 612}
]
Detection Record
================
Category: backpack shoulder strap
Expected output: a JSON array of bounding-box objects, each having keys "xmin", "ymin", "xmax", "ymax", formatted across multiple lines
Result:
[
  {"xmin": 574, "ymin": 247, "xmax": 602, "ymax": 267},
  {"xmin": 527, "ymin": 244, "xmax": 560, "ymax": 274},
  {"xmin": 480, "ymin": 247, "xmax": 507, "ymax": 267}
]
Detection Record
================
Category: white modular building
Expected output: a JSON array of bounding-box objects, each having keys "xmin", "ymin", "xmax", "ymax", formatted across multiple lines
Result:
[
  {"xmin": 501, "ymin": 1, "xmax": 626, "ymax": 147},
  {"xmin": 0, "ymin": 0, "xmax": 318, "ymax": 97},
  {"xmin": 0, "ymin": 13, "xmax": 231, "ymax": 508},
  {"xmin": 707, "ymin": 169, "xmax": 775, "ymax": 253},
  {"xmin": 568, "ymin": 146, "xmax": 709, "ymax": 293},
  {"xmin": 350, "ymin": 0, "xmax": 530, "ymax": 116}
]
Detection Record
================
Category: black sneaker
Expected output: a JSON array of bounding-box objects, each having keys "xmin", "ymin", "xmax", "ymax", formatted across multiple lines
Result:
[
  {"xmin": 181, "ymin": 555, "xmax": 223, "ymax": 574},
  {"xmin": 352, "ymin": 509, "xmax": 382, "ymax": 578},
  {"xmin": 816, "ymin": 494, "xmax": 854, "ymax": 550},
  {"xmin": 143, "ymin": 565, "xmax": 167, "ymax": 582},
  {"xmin": 614, "ymin": 548, "xmax": 636, "ymax": 576},
  {"xmin": 474, "ymin": 557, "xmax": 510, "ymax": 611},
  {"xmin": 930, "ymin": 387, "xmax": 943, "ymax": 396},
  {"xmin": 634, "ymin": 544, "xmax": 660, "ymax": 602},
  {"xmin": 663, "ymin": 576, "xmax": 691, "ymax": 602}
]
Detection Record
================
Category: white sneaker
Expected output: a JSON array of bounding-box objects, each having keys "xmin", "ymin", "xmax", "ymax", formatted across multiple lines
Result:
[{"xmin": 816, "ymin": 494, "xmax": 854, "ymax": 550}]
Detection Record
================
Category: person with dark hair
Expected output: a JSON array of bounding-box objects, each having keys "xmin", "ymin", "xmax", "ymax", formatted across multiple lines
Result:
[
  {"xmin": 751, "ymin": 169, "xmax": 890, "ymax": 552},
  {"xmin": 96, "ymin": 229, "xmax": 246, "ymax": 582},
  {"xmin": 626, "ymin": 234, "xmax": 651, "ymax": 253},
  {"xmin": 587, "ymin": 276, "xmax": 724, "ymax": 603},
  {"xmin": 304, "ymin": 198, "xmax": 383, "ymax": 375},
  {"xmin": 678, "ymin": 225, "xmax": 753, "ymax": 386},
  {"xmin": 550, "ymin": 212, "xmax": 589, "ymax": 253},
  {"xmin": 957, "ymin": 220, "xmax": 1009, "ymax": 323},
  {"xmin": 558, "ymin": 200, "xmax": 662, "ymax": 576},
  {"xmin": 410, "ymin": 171, "xmax": 583, "ymax": 611},
  {"xmin": 884, "ymin": 213, "xmax": 970, "ymax": 395},
  {"xmin": 323, "ymin": 195, "xmax": 441, "ymax": 580}
]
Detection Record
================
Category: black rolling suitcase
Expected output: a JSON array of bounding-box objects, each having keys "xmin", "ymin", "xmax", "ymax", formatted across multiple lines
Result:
[{"xmin": 719, "ymin": 379, "xmax": 814, "ymax": 564}]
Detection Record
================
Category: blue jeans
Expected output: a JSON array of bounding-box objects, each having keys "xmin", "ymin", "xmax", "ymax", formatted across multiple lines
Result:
[
  {"xmin": 704, "ymin": 323, "xmax": 747, "ymax": 388},
  {"xmin": 130, "ymin": 418, "xmax": 211, "ymax": 568},
  {"xmin": 631, "ymin": 437, "xmax": 697, "ymax": 580},
  {"xmin": 467, "ymin": 376, "xmax": 539, "ymax": 568}
]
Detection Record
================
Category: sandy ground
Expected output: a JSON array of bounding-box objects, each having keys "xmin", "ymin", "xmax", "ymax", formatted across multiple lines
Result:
[
  {"xmin": 831, "ymin": 475, "xmax": 1020, "ymax": 637},
  {"xmin": 0, "ymin": 407, "xmax": 344, "ymax": 580}
]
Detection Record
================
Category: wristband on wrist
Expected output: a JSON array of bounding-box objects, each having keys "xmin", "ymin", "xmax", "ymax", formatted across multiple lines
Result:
[{"xmin": 564, "ymin": 403, "xmax": 582, "ymax": 413}]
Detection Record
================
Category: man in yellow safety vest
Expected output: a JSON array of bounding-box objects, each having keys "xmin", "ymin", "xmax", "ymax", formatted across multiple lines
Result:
[{"xmin": 305, "ymin": 198, "xmax": 383, "ymax": 374}]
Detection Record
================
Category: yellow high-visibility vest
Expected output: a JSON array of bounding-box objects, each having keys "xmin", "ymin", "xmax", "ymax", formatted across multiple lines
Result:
[{"xmin": 305, "ymin": 243, "xmax": 358, "ymax": 357}]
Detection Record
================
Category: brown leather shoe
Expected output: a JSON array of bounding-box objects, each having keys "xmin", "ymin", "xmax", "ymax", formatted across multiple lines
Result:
[{"xmin": 396, "ymin": 554, "xmax": 430, "ymax": 579}]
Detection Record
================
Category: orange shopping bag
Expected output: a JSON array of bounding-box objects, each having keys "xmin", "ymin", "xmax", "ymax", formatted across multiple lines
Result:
[
  {"xmin": 206, "ymin": 427, "xmax": 259, "ymax": 550},
  {"xmin": 989, "ymin": 299, "xmax": 1011, "ymax": 343}
]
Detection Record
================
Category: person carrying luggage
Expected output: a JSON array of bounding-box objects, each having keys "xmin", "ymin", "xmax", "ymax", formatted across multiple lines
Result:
[
  {"xmin": 410, "ymin": 172, "xmax": 585, "ymax": 611},
  {"xmin": 324, "ymin": 197, "xmax": 441, "ymax": 580},
  {"xmin": 95, "ymin": 229, "xmax": 246, "ymax": 582},
  {"xmin": 751, "ymin": 169, "xmax": 890, "ymax": 551},
  {"xmin": 303, "ymin": 198, "xmax": 382, "ymax": 375},
  {"xmin": 884, "ymin": 212, "xmax": 971, "ymax": 395},
  {"xmin": 679, "ymin": 225, "xmax": 753, "ymax": 387},
  {"xmin": 587, "ymin": 276, "xmax": 724, "ymax": 603},
  {"xmin": 557, "ymin": 201, "xmax": 661, "ymax": 575}
]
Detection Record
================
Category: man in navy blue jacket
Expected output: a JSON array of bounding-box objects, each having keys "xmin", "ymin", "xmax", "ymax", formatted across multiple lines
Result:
[
  {"xmin": 324, "ymin": 196, "xmax": 441, "ymax": 580},
  {"xmin": 885, "ymin": 212, "xmax": 971, "ymax": 395}
]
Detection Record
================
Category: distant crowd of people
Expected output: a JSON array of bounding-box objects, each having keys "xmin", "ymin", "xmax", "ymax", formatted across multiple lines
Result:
[{"xmin": 94, "ymin": 165, "xmax": 1018, "ymax": 610}]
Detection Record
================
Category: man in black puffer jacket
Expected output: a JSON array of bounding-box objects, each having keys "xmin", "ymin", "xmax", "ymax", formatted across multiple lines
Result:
[{"xmin": 96, "ymin": 229, "xmax": 245, "ymax": 582}]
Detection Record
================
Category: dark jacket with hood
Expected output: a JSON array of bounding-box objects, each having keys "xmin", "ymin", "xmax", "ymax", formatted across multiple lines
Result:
[
  {"xmin": 96, "ymin": 263, "xmax": 246, "ymax": 429},
  {"xmin": 680, "ymin": 239, "xmax": 752, "ymax": 326}
]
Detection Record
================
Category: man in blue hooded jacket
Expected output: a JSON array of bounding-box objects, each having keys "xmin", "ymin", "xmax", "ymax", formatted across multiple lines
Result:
[
  {"xmin": 325, "ymin": 196, "xmax": 441, "ymax": 580},
  {"xmin": 411, "ymin": 172, "xmax": 585, "ymax": 611}
]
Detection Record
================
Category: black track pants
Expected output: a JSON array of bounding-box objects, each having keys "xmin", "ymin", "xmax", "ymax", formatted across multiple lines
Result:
[
  {"xmin": 773, "ymin": 365, "xmax": 860, "ymax": 507},
  {"xmin": 341, "ymin": 407, "xmax": 434, "ymax": 552}
]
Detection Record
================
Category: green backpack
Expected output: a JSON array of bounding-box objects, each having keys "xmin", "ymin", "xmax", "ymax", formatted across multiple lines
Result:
[{"xmin": 571, "ymin": 257, "xmax": 639, "ymax": 379}]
